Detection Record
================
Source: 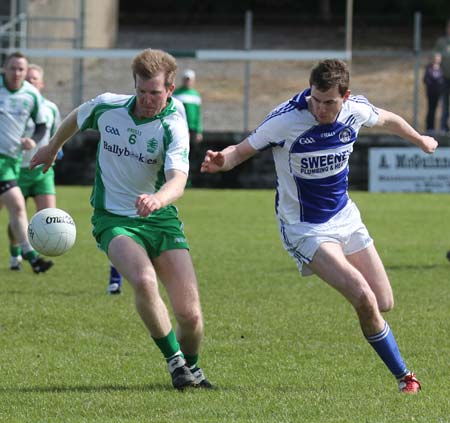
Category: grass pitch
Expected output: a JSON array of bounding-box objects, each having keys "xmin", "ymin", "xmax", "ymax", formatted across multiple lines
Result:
[{"xmin": 1, "ymin": 187, "xmax": 449, "ymax": 422}]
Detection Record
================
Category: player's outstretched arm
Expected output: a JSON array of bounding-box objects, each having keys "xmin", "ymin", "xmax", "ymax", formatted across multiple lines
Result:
[
  {"xmin": 376, "ymin": 108, "xmax": 438, "ymax": 154},
  {"xmin": 200, "ymin": 138, "xmax": 257, "ymax": 173},
  {"xmin": 29, "ymin": 108, "xmax": 80, "ymax": 173}
]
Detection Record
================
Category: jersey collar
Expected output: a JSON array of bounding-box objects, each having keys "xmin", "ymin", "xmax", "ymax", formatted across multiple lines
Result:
[
  {"xmin": 127, "ymin": 96, "xmax": 177, "ymax": 124},
  {"xmin": 1, "ymin": 74, "xmax": 24, "ymax": 93},
  {"xmin": 289, "ymin": 88, "xmax": 310, "ymax": 111}
]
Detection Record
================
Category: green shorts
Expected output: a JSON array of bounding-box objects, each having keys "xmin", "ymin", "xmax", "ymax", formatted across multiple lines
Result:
[
  {"xmin": 91, "ymin": 205, "xmax": 189, "ymax": 258},
  {"xmin": 18, "ymin": 166, "xmax": 56, "ymax": 198},
  {"xmin": 0, "ymin": 154, "xmax": 21, "ymax": 182}
]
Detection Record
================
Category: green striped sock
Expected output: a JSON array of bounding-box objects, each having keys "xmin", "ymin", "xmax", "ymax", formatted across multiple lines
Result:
[
  {"xmin": 152, "ymin": 329, "xmax": 183, "ymax": 361},
  {"xmin": 10, "ymin": 245, "xmax": 22, "ymax": 257},
  {"xmin": 23, "ymin": 250, "xmax": 39, "ymax": 262},
  {"xmin": 184, "ymin": 354, "xmax": 199, "ymax": 370}
]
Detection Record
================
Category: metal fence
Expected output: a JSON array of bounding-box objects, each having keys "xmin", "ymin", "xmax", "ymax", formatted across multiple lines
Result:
[{"xmin": 0, "ymin": 11, "xmax": 436, "ymax": 133}]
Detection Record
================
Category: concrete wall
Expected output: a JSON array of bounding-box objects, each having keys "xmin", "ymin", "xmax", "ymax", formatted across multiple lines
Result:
[
  {"xmin": 83, "ymin": 0, "xmax": 119, "ymax": 48},
  {"xmin": 27, "ymin": 0, "xmax": 119, "ymax": 48},
  {"xmin": 54, "ymin": 132, "xmax": 450, "ymax": 190},
  {"xmin": 25, "ymin": 0, "xmax": 119, "ymax": 109}
]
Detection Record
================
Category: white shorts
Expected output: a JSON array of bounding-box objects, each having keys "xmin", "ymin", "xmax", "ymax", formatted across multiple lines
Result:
[{"xmin": 278, "ymin": 199, "xmax": 373, "ymax": 276}]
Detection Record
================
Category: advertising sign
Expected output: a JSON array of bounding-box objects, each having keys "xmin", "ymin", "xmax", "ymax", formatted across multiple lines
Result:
[{"xmin": 369, "ymin": 147, "xmax": 450, "ymax": 192}]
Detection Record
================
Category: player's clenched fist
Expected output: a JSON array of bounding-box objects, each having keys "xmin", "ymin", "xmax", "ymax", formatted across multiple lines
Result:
[{"xmin": 135, "ymin": 193, "xmax": 162, "ymax": 217}]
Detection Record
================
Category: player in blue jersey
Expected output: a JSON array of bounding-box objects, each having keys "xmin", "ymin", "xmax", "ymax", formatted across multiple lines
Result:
[
  {"xmin": 201, "ymin": 59, "xmax": 438, "ymax": 394},
  {"xmin": 30, "ymin": 48, "xmax": 212, "ymax": 390}
]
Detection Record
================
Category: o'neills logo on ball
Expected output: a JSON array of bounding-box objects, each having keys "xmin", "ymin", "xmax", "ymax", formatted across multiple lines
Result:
[{"xmin": 45, "ymin": 215, "xmax": 75, "ymax": 225}]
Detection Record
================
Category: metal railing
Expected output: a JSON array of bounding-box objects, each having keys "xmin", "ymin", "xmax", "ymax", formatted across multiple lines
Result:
[
  {"xmin": 0, "ymin": 11, "xmax": 430, "ymax": 132},
  {"xmin": 0, "ymin": 12, "xmax": 27, "ymax": 49}
]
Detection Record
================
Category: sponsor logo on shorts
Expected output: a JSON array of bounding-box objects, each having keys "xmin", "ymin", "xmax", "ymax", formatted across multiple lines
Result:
[{"xmin": 174, "ymin": 237, "xmax": 186, "ymax": 243}]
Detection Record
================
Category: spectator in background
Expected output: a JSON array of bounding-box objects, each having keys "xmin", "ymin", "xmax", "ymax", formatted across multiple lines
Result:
[
  {"xmin": 423, "ymin": 52, "xmax": 444, "ymax": 134},
  {"xmin": 173, "ymin": 69, "xmax": 203, "ymax": 146},
  {"xmin": 433, "ymin": 18, "xmax": 450, "ymax": 133}
]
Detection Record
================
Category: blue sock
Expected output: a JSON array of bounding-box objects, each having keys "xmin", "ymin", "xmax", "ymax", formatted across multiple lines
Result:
[
  {"xmin": 366, "ymin": 321, "xmax": 409, "ymax": 379},
  {"xmin": 109, "ymin": 265, "xmax": 122, "ymax": 285}
]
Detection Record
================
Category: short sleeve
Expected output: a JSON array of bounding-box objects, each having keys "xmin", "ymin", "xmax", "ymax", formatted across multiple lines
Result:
[{"xmin": 248, "ymin": 101, "xmax": 292, "ymax": 150}]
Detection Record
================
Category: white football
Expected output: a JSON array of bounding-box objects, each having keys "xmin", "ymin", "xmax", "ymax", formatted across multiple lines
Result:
[{"xmin": 28, "ymin": 208, "xmax": 77, "ymax": 256}]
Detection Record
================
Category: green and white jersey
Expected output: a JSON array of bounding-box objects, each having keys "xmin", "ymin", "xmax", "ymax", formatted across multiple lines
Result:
[
  {"xmin": 21, "ymin": 97, "xmax": 61, "ymax": 167},
  {"xmin": 173, "ymin": 86, "xmax": 202, "ymax": 134},
  {"xmin": 0, "ymin": 75, "xmax": 45, "ymax": 159},
  {"xmin": 77, "ymin": 93, "xmax": 190, "ymax": 217}
]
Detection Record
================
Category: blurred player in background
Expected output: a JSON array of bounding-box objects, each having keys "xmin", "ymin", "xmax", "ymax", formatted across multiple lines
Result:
[
  {"xmin": 106, "ymin": 261, "xmax": 123, "ymax": 294},
  {"xmin": 423, "ymin": 52, "xmax": 444, "ymax": 134},
  {"xmin": 433, "ymin": 17, "xmax": 450, "ymax": 133},
  {"xmin": 201, "ymin": 59, "xmax": 438, "ymax": 394},
  {"xmin": 173, "ymin": 69, "xmax": 203, "ymax": 146},
  {"xmin": 0, "ymin": 52, "xmax": 53, "ymax": 273},
  {"xmin": 30, "ymin": 48, "xmax": 212, "ymax": 390},
  {"xmin": 7, "ymin": 63, "xmax": 62, "ymax": 270},
  {"xmin": 173, "ymin": 69, "xmax": 203, "ymax": 188}
]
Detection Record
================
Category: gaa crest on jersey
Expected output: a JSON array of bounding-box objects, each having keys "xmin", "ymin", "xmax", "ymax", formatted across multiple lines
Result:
[
  {"xmin": 339, "ymin": 128, "xmax": 353, "ymax": 143},
  {"xmin": 297, "ymin": 136, "xmax": 316, "ymax": 145},
  {"xmin": 146, "ymin": 138, "xmax": 158, "ymax": 153},
  {"xmin": 105, "ymin": 125, "xmax": 120, "ymax": 136}
]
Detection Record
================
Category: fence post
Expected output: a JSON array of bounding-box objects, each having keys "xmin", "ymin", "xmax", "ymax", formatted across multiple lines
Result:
[
  {"xmin": 72, "ymin": 0, "xmax": 85, "ymax": 108},
  {"xmin": 345, "ymin": 0, "xmax": 353, "ymax": 67},
  {"xmin": 243, "ymin": 10, "xmax": 252, "ymax": 132},
  {"xmin": 413, "ymin": 11, "xmax": 421, "ymax": 129},
  {"xmin": 9, "ymin": 0, "xmax": 17, "ymax": 48}
]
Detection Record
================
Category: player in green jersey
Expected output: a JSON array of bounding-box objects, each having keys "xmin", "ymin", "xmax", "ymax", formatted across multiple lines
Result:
[
  {"xmin": 7, "ymin": 64, "xmax": 62, "ymax": 270},
  {"xmin": 173, "ymin": 69, "xmax": 203, "ymax": 145},
  {"xmin": 30, "ymin": 48, "xmax": 212, "ymax": 390},
  {"xmin": 0, "ymin": 52, "xmax": 53, "ymax": 273},
  {"xmin": 173, "ymin": 69, "xmax": 203, "ymax": 187}
]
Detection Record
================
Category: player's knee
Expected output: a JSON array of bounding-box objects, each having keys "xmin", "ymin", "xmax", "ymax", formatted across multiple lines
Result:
[
  {"xmin": 8, "ymin": 199, "xmax": 26, "ymax": 217},
  {"xmin": 176, "ymin": 308, "xmax": 203, "ymax": 331},
  {"xmin": 378, "ymin": 296, "xmax": 394, "ymax": 313},
  {"xmin": 354, "ymin": 287, "xmax": 379, "ymax": 318},
  {"xmin": 128, "ymin": 271, "xmax": 157, "ymax": 295}
]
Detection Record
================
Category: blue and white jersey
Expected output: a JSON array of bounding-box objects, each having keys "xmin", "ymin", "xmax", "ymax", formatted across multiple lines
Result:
[{"xmin": 248, "ymin": 89, "xmax": 379, "ymax": 224}]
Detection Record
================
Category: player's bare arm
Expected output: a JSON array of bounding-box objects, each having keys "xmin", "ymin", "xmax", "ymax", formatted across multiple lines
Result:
[
  {"xmin": 200, "ymin": 138, "xmax": 257, "ymax": 173},
  {"xmin": 135, "ymin": 169, "xmax": 187, "ymax": 217},
  {"xmin": 376, "ymin": 108, "xmax": 438, "ymax": 154},
  {"xmin": 30, "ymin": 108, "xmax": 80, "ymax": 173}
]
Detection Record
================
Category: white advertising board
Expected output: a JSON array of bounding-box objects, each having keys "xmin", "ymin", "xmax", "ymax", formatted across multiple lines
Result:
[{"xmin": 369, "ymin": 147, "xmax": 450, "ymax": 192}]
